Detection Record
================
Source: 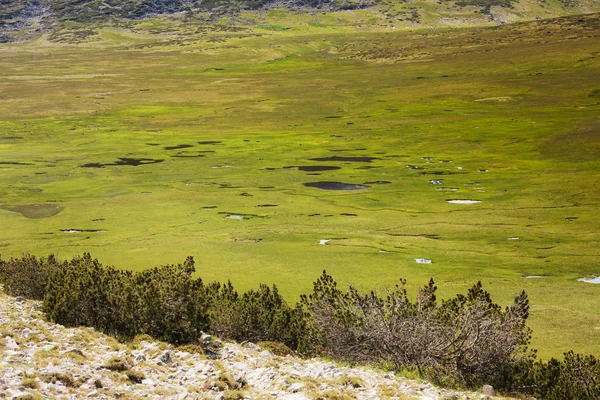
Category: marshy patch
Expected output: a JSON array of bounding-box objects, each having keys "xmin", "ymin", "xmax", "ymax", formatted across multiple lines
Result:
[
  {"xmin": 340, "ymin": 213, "xmax": 357, "ymax": 216},
  {"xmin": 257, "ymin": 204, "xmax": 278, "ymax": 207},
  {"xmin": 304, "ymin": 182, "xmax": 370, "ymax": 191},
  {"xmin": 522, "ymin": 275, "xmax": 546, "ymax": 279},
  {"xmin": 61, "ymin": 229, "xmax": 106, "ymax": 233},
  {"xmin": 164, "ymin": 144, "xmax": 194, "ymax": 150},
  {"xmin": 80, "ymin": 158, "xmax": 164, "ymax": 168},
  {"xmin": 296, "ymin": 166, "xmax": 341, "ymax": 172},
  {"xmin": 310, "ymin": 156, "xmax": 379, "ymax": 163},
  {"xmin": 447, "ymin": 199, "xmax": 481, "ymax": 204},
  {"xmin": 1, "ymin": 204, "xmax": 63, "ymax": 218}
]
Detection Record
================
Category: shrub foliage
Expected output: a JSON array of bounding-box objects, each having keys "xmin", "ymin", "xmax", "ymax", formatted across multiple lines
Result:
[{"xmin": 0, "ymin": 254, "xmax": 598, "ymax": 398}]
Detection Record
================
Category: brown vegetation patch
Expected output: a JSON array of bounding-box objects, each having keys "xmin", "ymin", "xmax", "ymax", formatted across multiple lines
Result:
[{"xmin": 540, "ymin": 120, "xmax": 600, "ymax": 162}]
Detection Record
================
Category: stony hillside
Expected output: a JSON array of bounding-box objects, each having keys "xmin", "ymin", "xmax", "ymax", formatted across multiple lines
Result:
[{"xmin": 0, "ymin": 290, "xmax": 510, "ymax": 399}]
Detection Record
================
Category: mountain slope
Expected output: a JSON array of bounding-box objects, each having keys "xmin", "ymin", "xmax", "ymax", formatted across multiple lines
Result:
[{"xmin": 1, "ymin": 0, "xmax": 599, "ymax": 43}]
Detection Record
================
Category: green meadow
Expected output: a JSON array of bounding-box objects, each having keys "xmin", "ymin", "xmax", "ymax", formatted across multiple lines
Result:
[{"xmin": 0, "ymin": 11, "xmax": 599, "ymax": 359}]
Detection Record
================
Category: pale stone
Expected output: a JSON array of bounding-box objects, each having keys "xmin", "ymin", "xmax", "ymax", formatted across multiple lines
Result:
[{"xmin": 483, "ymin": 384, "xmax": 496, "ymax": 396}]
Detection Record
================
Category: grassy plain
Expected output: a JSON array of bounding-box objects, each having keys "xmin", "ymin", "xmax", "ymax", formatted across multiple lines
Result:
[{"xmin": 0, "ymin": 11, "xmax": 599, "ymax": 358}]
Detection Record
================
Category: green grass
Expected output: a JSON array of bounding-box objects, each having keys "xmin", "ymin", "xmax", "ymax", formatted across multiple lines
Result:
[{"xmin": 0, "ymin": 12, "xmax": 599, "ymax": 359}]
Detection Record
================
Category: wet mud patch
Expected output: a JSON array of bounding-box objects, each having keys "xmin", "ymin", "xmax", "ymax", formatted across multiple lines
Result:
[
  {"xmin": 164, "ymin": 144, "xmax": 194, "ymax": 150},
  {"xmin": 61, "ymin": 229, "xmax": 106, "ymax": 233},
  {"xmin": 296, "ymin": 166, "xmax": 341, "ymax": 172},
  {"xmin": 80, "ymin": 158, "xmax": 164, "ymax": 168},
  {"xmin": 310, "ymin": 156, "xmax": 379, "ymax": 163},
  {"xmin": 540, "ymin": 121, "xmax": 600, "ymax": 162},
  {"xmin": 198, "ymin": 141, "xmax": 222, "ymax": 145},
  {"xmin": 1, "ymin": 204, "xmax": 63, "ymax": 218},
  {"xmin": 304, "ymin": 181, "xmax": 370, "ymax": 191}
]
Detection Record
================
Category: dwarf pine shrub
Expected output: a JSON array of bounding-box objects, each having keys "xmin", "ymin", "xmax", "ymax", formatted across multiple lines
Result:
[{"xmin": 0, "ymin": 254, "xmax": 60, "ymax": 300}]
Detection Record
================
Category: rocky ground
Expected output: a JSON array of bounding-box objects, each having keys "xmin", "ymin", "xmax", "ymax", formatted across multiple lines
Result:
[{"xmin": 0, "ymin": 291, "xmax": 510, "ymax": 399}]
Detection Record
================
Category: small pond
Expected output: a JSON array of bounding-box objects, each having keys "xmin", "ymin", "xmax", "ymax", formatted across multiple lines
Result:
[{"xmin": 304, "ymin": 182, "xmax": 370, "ymax": 191}]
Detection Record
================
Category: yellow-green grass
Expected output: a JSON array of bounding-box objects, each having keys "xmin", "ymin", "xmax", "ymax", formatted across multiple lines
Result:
[{"xmin": 0, "ymin": 13, "xmax": 599, "ymax": 359}]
